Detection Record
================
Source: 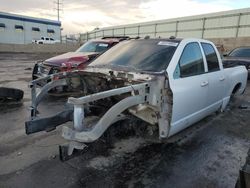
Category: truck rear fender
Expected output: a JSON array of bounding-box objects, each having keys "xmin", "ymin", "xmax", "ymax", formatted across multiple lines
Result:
[{"xmin": 225, "ymin": 66, "xmax": 247, "ymax": 97}]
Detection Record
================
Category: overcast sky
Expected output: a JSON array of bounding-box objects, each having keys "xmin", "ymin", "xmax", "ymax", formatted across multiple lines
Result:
[{"xmin": 0, "ymin": 0, "xmax": 249, "ymax": 35}]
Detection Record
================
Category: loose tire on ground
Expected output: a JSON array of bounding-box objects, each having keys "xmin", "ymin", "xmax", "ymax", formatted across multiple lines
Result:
[{"xmin": 0, "ymin": 87, "xmax": 24, "ymax": 101}]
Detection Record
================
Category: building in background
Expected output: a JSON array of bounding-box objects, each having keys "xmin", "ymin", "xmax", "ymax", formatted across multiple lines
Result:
[{"xmin": 0, "ymin": 12, "xmax": 61, "ymax": 44}]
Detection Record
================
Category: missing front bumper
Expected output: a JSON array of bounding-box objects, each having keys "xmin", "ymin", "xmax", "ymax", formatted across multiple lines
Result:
[{"xmin": 25, "ymin": 109, "xmax": 73, "ymax": 134}]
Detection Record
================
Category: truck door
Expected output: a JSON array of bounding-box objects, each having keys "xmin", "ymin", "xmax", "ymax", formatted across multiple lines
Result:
[
  {"xmin": 201, "ymin": 42, "xmax": 225, "ymax": 111},
  {"xmin": 170, "ymin": 42, "xmax": 209, "ymax": 135}
]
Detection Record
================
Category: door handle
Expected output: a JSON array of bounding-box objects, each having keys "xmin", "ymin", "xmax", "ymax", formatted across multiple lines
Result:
[
  {"xmin": 219, "ymin": 76, "xmax": 225, "ymax": 81},
  {"xmin": 201, "ymin": 81, "xmax": 209, "ymax": 87}
]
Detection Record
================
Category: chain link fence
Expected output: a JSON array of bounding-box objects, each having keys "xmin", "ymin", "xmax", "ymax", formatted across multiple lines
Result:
[{"xmin": 61, "ymin": 34, "xmax": 81, "ymax": 44}]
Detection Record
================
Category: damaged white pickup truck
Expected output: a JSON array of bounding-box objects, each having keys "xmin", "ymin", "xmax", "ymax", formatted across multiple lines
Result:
[{"xmin": 26, "ymin": 38, "xmax": 248, "ymax": 160}]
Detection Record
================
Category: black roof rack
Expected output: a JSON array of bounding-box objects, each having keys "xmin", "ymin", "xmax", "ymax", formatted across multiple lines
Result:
[
  {"xmin": 101, "ymin": 36, "xmax": 140, "ymax": 41},
  {"xmin": 169, "ymin": 36, "xmax": 176, "ymax": 39},
  {"xmin": 102, "ymin": 36, "xmax": 129, "ymax": 39}
]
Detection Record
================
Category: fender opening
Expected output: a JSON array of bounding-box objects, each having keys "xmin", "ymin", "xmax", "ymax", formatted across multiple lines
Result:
[{"xmin": 232, "ymin": 83, "xmax": 242, "ymax": 95}]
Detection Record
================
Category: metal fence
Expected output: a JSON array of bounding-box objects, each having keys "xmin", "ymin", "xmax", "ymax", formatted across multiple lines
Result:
[
  {"xmin": 61, "ymin": 34, "xmax": 81, "ymax": 44},
  {"xmin": 79, "ymin": 8, "xmax": 250, "ymax": 42}
]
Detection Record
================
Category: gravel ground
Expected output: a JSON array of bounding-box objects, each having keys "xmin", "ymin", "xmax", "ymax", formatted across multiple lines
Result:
[{"xmin": 0, "ymin": 53, "xmax": 249, "ymax": 188}]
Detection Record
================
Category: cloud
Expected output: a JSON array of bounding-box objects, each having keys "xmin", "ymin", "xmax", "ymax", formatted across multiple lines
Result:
[
  {"xmin": 139, "ymin": 0, "xmax": 231, "ymax": 20},
  {"xmin": 61, "ymin": 0, "xmax": 233, "ymax": 34},
  {"xmin": 0, "ymin": 0, "xmax": 248, "ymax": 34}
]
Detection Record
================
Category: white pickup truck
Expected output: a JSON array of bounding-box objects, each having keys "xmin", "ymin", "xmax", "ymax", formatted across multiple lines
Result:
[
  {"xmin": 32, "ymin": 37, "xmax": 60, "ymax": 44},
  {"xmin": 26, "ymin": 38, "xmax": 248, "ymax": 159}
]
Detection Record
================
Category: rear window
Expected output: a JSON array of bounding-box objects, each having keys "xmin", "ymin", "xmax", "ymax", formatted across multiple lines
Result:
[
  {"xmin": 201, "ymin": 43, "xmax": 220, "ymax": 72},
  {"xmin": 90, "ymin": 40, "xmax": 179, "ymax": 72},
  {"xmin": 77, "ymin": 41, "xmax": 110, "ymax": 53}
]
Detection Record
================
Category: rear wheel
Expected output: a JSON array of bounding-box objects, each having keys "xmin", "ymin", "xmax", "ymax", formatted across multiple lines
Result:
[{"xmin": 229, "ymin": 83, "xmax": 243, "ymax": 109}]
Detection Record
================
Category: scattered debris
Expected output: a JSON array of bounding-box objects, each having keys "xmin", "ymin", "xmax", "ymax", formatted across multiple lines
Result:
[
  {"xmin": 239, "ymin": 105, "xmax": 249, "ymax": 110},
  {"xmin": 235, "ymin": 149, "xmax": 250, "ymax": 188},
  {"xmin": 24, "ymin": 67, "xmax": 32, "ymax": 71},
  {"xmin": 15, "ymin": 170, "xmax": 22, "ymax": 175},
  {"xmin": 87, "ymin": 138, "xmax": 146, "ymax": 170},
  {"xmin": 17, "ymin": 152, "xmax": 22, "ymax": 156},
  {"xmin": 49, "ymin": 155, "xmax": 56, "ymax": 160}
]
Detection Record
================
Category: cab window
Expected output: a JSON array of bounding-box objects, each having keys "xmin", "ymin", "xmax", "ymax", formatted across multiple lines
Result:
[
  {"xmin": 174, "ymin": 42, "xmax": 205, "ymax": 78},
  {"xmin": 201, "ymin": 43, "xmax": 220, "ymax": 72}
]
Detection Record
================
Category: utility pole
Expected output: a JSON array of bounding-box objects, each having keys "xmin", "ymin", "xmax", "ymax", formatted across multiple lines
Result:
[
  {"xmin": 54, "ymin": 0, "xmax": 63, "ymax": 42},
  {"xmin": 54, "ymin": 0, "xmax": 62, "ymax": 21}
]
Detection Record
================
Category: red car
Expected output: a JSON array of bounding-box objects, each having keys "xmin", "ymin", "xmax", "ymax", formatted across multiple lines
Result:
[{"xmin": 32, "ymin": 37, "xmax": 129, "ymax": 80}]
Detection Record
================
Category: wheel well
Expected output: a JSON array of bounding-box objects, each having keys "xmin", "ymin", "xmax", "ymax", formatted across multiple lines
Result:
[{"xmin": 232, "ymin": 83, "xmax": 241, "ymax": 94}]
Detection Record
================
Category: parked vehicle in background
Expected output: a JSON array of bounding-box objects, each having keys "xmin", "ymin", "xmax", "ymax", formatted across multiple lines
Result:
[
  {"xmin": 32, "ymin": 36, "xmax": 130, "ymax": 82},
  {"xmin": 223, "ymin": 47, "xmax": 250, "ymax": 70},
  {"xmin": 26, "ymin": 37, "xmax": 248, "ymax": 160},
  {"xmin": 223, "ymin": 47, "xmax": 250, "ymax": 79},
  {"xmin": 32, "ymin": 37, "xmax": 60, "ymax": 44}
]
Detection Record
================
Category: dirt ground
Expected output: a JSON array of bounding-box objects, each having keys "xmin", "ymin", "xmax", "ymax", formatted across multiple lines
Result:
[{"xmin": 0, "ymin": 53, "xmax": 249, "ymax": 188}]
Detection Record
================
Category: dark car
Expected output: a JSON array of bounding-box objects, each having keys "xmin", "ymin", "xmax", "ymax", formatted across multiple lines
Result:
[
  {"xmin": 223, "ymin": 47, "xmax": 250, "ymax": 70},
  {"xmin": 32, "ymin": 37, "xmax": 129, "ymax": 80}
]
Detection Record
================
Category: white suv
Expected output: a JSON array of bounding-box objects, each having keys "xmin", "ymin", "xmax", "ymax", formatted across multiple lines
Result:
[{"xmin": 32, "ymin": 37, "xmax": 60, "ymax": 44}]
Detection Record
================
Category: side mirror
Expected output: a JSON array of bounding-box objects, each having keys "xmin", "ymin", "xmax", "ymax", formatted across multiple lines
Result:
[{"xmin": 223, "ymin": 52, "xmax": 229, "ymax": 57}]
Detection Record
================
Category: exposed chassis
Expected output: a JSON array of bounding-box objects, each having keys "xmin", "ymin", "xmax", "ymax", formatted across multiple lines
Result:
[{"xmin": 25, "ymin": 70, "xmax": 172, "ymax": 158}]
